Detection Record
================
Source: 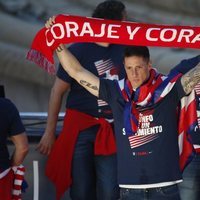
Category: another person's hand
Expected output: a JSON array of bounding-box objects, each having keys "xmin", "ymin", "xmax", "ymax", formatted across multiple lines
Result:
[
  {"xmin": 36, "ymin": 132, "xmax": 56, "ymax": 155},
  {"xmin": 45, "ymin": 16, "xmax": 56, "ymax": 28}
]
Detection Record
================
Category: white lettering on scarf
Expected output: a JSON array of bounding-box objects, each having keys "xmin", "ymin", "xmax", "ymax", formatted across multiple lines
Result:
[
  {"xmin": 127, "ymin": 26, "xmax": 141, "ymax": 39},
  {"xmin": 146, "ymin": 28, "xmax": 200, "ymax": 43},
  {"xmin": 45, "ymin": 20, "xmax": 200, "ymax": 47},
  {"xmin": 46, "ymin": 22, "xmax": 122, "ymax": 46}
]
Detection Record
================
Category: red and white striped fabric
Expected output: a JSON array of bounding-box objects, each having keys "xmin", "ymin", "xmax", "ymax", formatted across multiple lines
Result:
[
  {"xmin": 95, "ymin": 59, "xmax": 113, "ymax": 76},
  {"xmin": 195, "ymin": 83, "xmax": 200, "ymax": 130},
  {"xmin": 178, "ymin": 90, "xmax": 197, "ymax": 170},
  {"xmin": 195, "ymin": 83, "xmax": 200, "ymax": 96},
  {"xmin": 128, "ymin": 133, "xmax": 159, "ymax": 149},
  {"xmin": 194, "ymin": 83, "xmax": 200, "ymax": 153},
  {"xmin": 12, "ymin": 165, "xmax": 25, "ymax": 200}
]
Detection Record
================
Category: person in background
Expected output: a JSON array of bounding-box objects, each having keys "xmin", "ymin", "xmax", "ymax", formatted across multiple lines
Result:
[
  {"xmin": 37, "ymin": 1, "xmax": 127, "ymax": 199},
  {"xmin": 179, "ymin": 119, "xmax": 200, "ymax": 200},
  {"xmin": 53, "ymin": 42, "xmax": 200, "ymax": 200},
  {"xmin": 0, "ymin": 96, "xmax": 29, "ymax": 200},
  {"xmin": 0, "ymin": 85, "xmax": 5, "ymax": 97}
]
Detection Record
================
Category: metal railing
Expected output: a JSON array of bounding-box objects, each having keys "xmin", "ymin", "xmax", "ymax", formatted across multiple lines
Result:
[{"xmin": 20, "ymin": 112, "xmax": 65, "ymax": 136}]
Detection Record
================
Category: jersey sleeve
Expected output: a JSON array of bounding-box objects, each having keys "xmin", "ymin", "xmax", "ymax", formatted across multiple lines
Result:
[
  {"xmin": 99, "ymin": 79, "xmax": 118, "ymax": 104},
  {"xmin": 170, "ymin": 78, "xmax": 186, "ymax": 103},
  {"xmin": 170, "ymin": 55, "xmax": 200, "ymax": 75}
]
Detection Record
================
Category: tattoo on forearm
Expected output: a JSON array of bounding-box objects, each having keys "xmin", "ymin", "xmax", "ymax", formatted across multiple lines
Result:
[
  {"xmin": 80, "ymin": 80, "xmax": 98, "ymax": 90},
  {"xmin": 56, "ymin": 45, "xmax": 63, "ymax": 52},
  {"xmin": 181, "ymin": 63, "xmax": 200, "ymax": 94}
]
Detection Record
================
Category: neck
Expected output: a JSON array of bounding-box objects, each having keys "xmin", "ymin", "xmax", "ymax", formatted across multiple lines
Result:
[{"xmin": 95, "ymin": 42, "xmax": 110, "ymax": 47}]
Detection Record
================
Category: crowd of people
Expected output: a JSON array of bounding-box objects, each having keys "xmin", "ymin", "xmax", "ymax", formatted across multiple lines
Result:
[{"xmin": 1, "ymin": 1, "xmax": 200, "ymax": 200}]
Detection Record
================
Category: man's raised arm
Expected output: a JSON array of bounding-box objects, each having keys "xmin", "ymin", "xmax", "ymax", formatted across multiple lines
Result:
[
  {"xmin": 170, "ymin": 55, "xmax": 200, "ymax": 75},
  {"xmin": 56, "ymin": 44, "xmax": 100, "ymax": 97},
  {"xmin": 181, "ymin": 62, "xmax": 200, "ymax": 94}
]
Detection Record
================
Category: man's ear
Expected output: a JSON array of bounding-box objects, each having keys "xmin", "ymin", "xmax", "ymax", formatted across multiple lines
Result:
[{"xmin": 148, "ymin": 60, "xmax": 152, "ymax": 69}]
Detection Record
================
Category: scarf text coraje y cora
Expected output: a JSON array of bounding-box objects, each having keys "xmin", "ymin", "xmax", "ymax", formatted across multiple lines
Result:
[{"xmin": 27, "ymin": 14, "xmax": 200, "ymax": 74}]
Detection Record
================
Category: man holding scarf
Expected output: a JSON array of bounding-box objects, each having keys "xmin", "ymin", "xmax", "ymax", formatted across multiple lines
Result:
[
  {"xmin": 26, "ymin": 4, "xmax": 200, "ymax": 197},
  {"xmin": 52, "ymin": 42, "xmax": 200, "ymax": 200}
]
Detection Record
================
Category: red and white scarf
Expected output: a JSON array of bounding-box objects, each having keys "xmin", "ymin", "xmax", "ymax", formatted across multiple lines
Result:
[
  {"xmin": 26, "ymin": 14, "xmax": 200, "ymax": 74},
  {"xmin": 0, "ymin": 165, "xmax": 25, "ymax": 200},
  {"xmin": 118, "ymin": 68, "xmax": 197, "ymax": 171},
  {"xmin": 12, "ymin": 165, "xmax": 26, "ymax": 200}
]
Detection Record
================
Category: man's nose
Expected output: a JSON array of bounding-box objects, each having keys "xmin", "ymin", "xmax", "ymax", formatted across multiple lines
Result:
[{"xmin": 131, "ymin": 68, "xmax": 138, "ymax": 76}]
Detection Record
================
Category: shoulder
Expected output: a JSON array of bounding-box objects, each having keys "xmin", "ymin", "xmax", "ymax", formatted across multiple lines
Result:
[
  {"xmin": 166, "ymin": 78, "xmax": 186, "ymax": 102},
  {"xmin": 69, "ymin": 42, "xmax": 94, "ymax": 51},
  {"xmin": 68, "ymin": 43, "xmax": 96, "ymax": 58},
  {"xmin": 109, "ymin": 44, "xmax": 125, "ymax": 51},
  {"xmin": 0, "ymin": 98, "xmax": 15, "ymax": 109},
  {"xmin": 0, "ymin": 98, "xmax": 19, "ymax": 118},
  {"xmin": 110, "ymin": 44, "xmax": 125, "ymax": 49},
  {"xmin": 100, "ymin": 79, "xmax": 119, "ymax": 93},
  {"xmin": 99, "ymin": 79, "xmax": 122, "ymax": 103}
]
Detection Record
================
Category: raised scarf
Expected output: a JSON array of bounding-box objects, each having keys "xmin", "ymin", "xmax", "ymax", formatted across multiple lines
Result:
[
  {"xmin": 118, "ymin": 68, "xmax": 197, "ymax": 171},
  {"xmin": 26, "ymin": 14, "xmax": 200, "ymax": 74}
]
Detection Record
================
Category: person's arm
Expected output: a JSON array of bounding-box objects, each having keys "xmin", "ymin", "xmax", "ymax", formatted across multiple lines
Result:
[
  {"xmin": 37, "ymin": 77, "xmax": 70, "ymax": 155},
  {"xmin": 56, "ymin": 44, "xmax": 100, "ymax": 97},
  {"xmin": 10, "ymin": 132, "xmax": 29, "ymax": 166},
  {"xmin": 45, "ymin": 16, "xmax": 100, "ymax": 97},
  {"xmin": 181, "ymin": 62, "xmax": 200, "ymax": 95},
  {"xmin": 170, "ymin": 55, "xmax": 200, "ymax": 74}
]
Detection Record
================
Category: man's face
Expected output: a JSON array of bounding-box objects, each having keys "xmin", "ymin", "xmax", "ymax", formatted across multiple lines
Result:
[{"xmin": 124, "ymin": 56, "xmax": 151, "ymax": 89}]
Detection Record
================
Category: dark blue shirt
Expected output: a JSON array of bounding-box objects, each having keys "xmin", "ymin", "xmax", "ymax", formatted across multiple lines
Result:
[
  {"xmin": 0, "ymin": 98, "xmax": 25, "ymax": 170},
  {"xmin": 57, "ymin": 42, "xmax": 125, "ymax": 119},
  {"xmin": 99, "ymin": 78, "xmax": 186, "ymax": 185}
]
